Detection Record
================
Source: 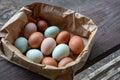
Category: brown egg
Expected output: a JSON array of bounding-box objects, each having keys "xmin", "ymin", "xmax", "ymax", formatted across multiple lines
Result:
[
  {"xmin": 37, "ymin": 20, "xmax": 48, "ymax": 32},
  {"xmin": 28, "ymin": 32, "xmax": 44, "ymax": 48},
  {"xmin": 41, "ymin": 38, "xmax": 56, "ymax": 56},
  {"xmin": 42, "ymin": 57, "xmax": 57, "ymax": 67},
  {"xmin": 56, "ymin": 31, "xmax": 70, "ymax": 44},
  {"xmin": 69, "ymin": 35, "xmax": 84, "ymax": 54},
  {"xmin": 24, "ymin": 22, "xmax": 37, "ymax": 38},
  {"xmin": 58, "ymin": 57, "xmax": 73, "ymax": 67}
]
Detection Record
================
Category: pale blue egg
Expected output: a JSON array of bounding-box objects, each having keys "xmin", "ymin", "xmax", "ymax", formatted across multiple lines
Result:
[
  {"xmin": 26, "ymin": 49, "xmax": 43, "ymax": 63},
  {"xmin": 15, "ymin": 37, "xmax": 28, "ymax": 53},
  {"xmin": 44, "ymin": 26, "xmax": 60, "ymax": 38},
  {"xmin": 52, "ymin": 44, "xmax": 70, "ymax": 61}
]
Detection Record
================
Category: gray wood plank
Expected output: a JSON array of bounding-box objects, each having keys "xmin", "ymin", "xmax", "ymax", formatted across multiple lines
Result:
[
  {"xmin": 0, "ymin": 0, "xmax": 120, "ymax": 80},
  {"xmin": 101, "ymin": 67, "xmax": 120, "ymax": 80},
  {"xmin": 0, "ymin": 58, "xmax": 49, "ymax": 80},
  {"xmin": 76, "ymin": 0, "xmax": 120, "ymax": 73},
  {"xmin": 0, "ymin": 57, "xmax": 4, "ymax": 61},
  {"xmin": 82, "ymin": 56, "xmax": 120, "ymax": 80}
]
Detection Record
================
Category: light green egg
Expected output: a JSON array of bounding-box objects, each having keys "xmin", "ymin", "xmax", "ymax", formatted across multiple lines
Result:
[
  {"xmin": 52, "ymin": 44, "xmax": 70, "ymax": 61},
  {"xmin": 15, "ymin": 37, "xmax": 28, "ymax": 53},
  {"xmin": 44, "ymin": 26, "xmax": 60, "ymax": 38},
  {"xmin": 26, "ymin": 49, "xmax": 43, "ymax": 63}
]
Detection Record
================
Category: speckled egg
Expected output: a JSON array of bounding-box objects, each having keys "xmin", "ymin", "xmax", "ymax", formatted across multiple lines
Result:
[
  {"xmin": 42, "ymin": 57, "xmax": 57, "ymax": 67},
  {"xmin": 26, "ymin": 49, "xmax": 43, "ymax": 63},
  {"xmin": 56, "ymin": 31, "xmax": 70, "ymax": 44},
  {"xmin": 69, "ymin": 35, "xmax": 84, "ymax": 54},
  {"xmin": 52, "ymin": 44, "xmax": 70, "ymax": 61},
  {"xmin": 44, "ymin": 26, "xmax": 60, "ymax": 38},
  {"xmin": 14, "ymin": 37, "xmax": 28, "ymax": 53},
  {"xmin": 41, "ymin": 37, "xmax": 56, "ymax": 56},
  {"xmin": 58, "ymin": 57, "xmax": 73, "ymax": 67},
  {"xmin": 24, "ymin": 22, "xmax": 37, "ymax": 38},
  {"xmin": 28, "ymin": 32, "xmax": 44, "ymax": 48}
]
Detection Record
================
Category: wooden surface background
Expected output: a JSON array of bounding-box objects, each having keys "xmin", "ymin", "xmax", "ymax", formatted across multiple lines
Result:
[{"xmin": 0, "ymin": 0, "xmax": 120, "ymax": 80}]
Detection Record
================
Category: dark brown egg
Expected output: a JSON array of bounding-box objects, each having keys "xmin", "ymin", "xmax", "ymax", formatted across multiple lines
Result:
[{"xmin": 37, "ymin": 20, "xmax": 48, "ymax": 32}]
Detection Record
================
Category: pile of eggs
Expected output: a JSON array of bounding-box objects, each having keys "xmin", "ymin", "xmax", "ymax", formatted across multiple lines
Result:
[{"xmin": 14, "ymin": 19, "xmax": 84, "ymax": 67}]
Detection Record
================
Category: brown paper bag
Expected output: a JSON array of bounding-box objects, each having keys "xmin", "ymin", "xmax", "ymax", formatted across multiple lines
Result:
[{"xmin": 0, "ymin": 2, "xmax": 97, "ymax": 80}]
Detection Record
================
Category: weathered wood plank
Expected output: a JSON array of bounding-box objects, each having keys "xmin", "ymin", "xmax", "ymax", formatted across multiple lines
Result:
[
  {"xmin": 101, "ymin": 67, "xmax": 120, "ymax": 80},
  {"xmin": 0, "ymin": 57, "xmax": 4, "ymax": 61},
  {"xmin": 0, "ymin": 0, "xmax": 120, "ymax": 80},
  {"xmin": 76, "ymin": 0, "xmax": 120, "ymax": 73},
  {"xmin": 81, "ymin": 56, "xmax": 120, "ymax": 80},
  {"xmin": 0, "ymin": 59, "xmax": 49, "ymax": 80}
]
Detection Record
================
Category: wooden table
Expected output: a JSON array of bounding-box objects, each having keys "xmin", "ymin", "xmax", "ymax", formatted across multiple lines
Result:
[{"xmin": 0, "ymin": 0, "xmax": 120, "ymax": 80}]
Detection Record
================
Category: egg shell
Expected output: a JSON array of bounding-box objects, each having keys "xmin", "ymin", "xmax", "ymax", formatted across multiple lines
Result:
[
  {"xmin": 42, "ymin": 57, "xmax": 57, "ymax": 67},
  {"xmin": 69, "ymin": 35, "xmax": 84, "ymax": 54},
  {"xmin": 44, "ymin": 26, "xmax": 60, "ymax": 38},
  {"xmin": 26, "ymin": 49, "xmax": 43, "ymax": 63},
  {"xmin": 24, "ymin": 22, "xmax": 37, "ymax": 38},
  {"xmin": 14, "ymin": 37, "xmax": 28, "ymax": 53},
  {"xmin": 58, "ymin": 57, "xmax": 73, "ymax": 67},
  {"xmin": 28, "ymin": 32, "xmax": 44, "ymax": 48},
  {"xmin": 37, "ymin": 20, "xmax": 48, "ymax": 32},
  {"xmin": 41, "ymin": 37, "xmax": 56, "ymax": 56},
  {"xmin": 52, "ymin": 44, "xmax": 70, "ymax": 61},
  {"xmin": 56, "ymin": 31, "xmax": 70, "ymax": 44}
]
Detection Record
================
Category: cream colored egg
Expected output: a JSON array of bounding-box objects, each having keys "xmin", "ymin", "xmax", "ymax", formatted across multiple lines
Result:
[{"xmin": 41, "ymin": 37, "xmax": 56, "ymax": 55}]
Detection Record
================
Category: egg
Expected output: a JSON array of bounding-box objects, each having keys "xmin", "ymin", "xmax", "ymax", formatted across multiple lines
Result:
[
  {"xmin": 42, "ymin": 57, "xmax": 57, "ymax": 67},
  {"xmin": 28, "ymin": 32, "xmax": 44, "ymax": 48},
  {"xmin": 69, "ymin": 35, "xmax": 84, "ymax": 54},
  {"xmin": 24, "ymin": 22, "xmax": 37, "ymax": 38},
  {"xmin": 41, "ymin": 38, "xmax": 56, "ymax": 56},
  {"xmin": 26, "ymin": 49, "xmax": 43, "ymax": 63},
  {"xmin": 58, "ymin": 57, "xmax": 73, "ymax": 67},
  {"xmin": 37, "ymin": 20, "xmax": 48, "ymax": 32},
  {"xmin": 52, "ymin": 44, "xmax": 70, "ymax": 61},
  {"xmin": 56, "ymin": 31, "xmax": 70, "ymax": 44},
  {"xmin": 14, "ymin": 37, "xmax": 28, "ymax": 53},
  {"xmin": 44, "ymin": 26, "xmax": 60, "ymax": 38}
]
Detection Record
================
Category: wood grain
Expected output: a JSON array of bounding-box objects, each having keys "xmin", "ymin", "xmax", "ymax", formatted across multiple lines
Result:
[
  {"xmin": 82, "ymin": 56, "xmax": 120, "ymax": 80},
  {"xmin": 76, "ymin": 0, "xmax": 120, "ymax": 73},
  {"xmin": 0, "ymin": 0, "xmax": 120, "ymax": 80},
  {"xmin": 0, "ymin": 57, "xmax": 49, "ymax": 80}
]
